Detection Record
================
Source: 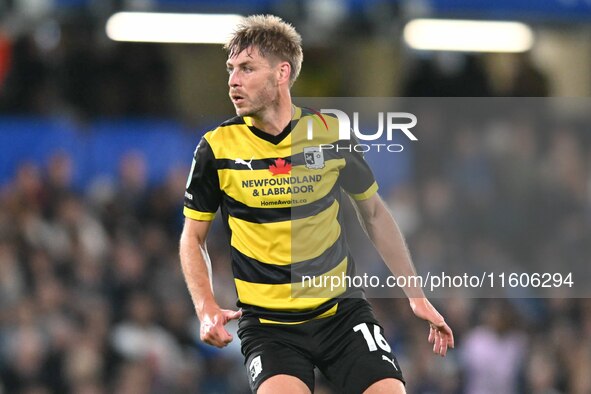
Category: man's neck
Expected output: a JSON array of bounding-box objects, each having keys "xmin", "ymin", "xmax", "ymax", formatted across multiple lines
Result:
[{"xmin": 251, "ymin": 94, "xmax": 293, "ymax": 136}]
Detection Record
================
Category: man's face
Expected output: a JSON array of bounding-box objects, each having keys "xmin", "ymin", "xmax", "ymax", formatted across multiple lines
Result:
[{"xmin": 226, "ymin": 47, "xmax": 280, "ymax": 117}]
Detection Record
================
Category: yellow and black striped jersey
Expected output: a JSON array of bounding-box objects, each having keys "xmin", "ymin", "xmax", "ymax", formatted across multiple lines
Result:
[{"xmin": 184, "ymin": 106, "xmax": 378, "ymax": 324}]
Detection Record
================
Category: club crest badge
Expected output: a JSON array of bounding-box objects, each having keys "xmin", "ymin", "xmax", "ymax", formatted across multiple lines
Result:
[{"xmin": 303, "ymin": 146, "xmax": 325, "ymax": 169}]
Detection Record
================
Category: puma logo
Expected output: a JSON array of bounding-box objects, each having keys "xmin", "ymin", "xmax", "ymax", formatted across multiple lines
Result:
[
  {"xmin": 382, "ymin": 355, "xmax": 398, "ymax": 371},
  {"xmin": 235, "ymin": 157, "xmax": 254, "ymax": 170}
]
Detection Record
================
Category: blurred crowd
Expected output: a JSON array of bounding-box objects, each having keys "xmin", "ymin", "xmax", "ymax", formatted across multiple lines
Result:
[
  {"xmin": 1, "ymin": 104, "xmax": 591, "ymax": 393},
  {"xmin": 375, "ymin": 103, "xmax": 591, "ymax": 394}
]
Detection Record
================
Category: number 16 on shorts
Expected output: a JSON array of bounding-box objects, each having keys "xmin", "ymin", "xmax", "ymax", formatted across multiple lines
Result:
[
  {"xmin": 353, "ymin": 323, "xmax": 392, "ymax": 353},
  {"xmin": 353, "ymin": 323, "xmax": 399, "ymax": 371}
]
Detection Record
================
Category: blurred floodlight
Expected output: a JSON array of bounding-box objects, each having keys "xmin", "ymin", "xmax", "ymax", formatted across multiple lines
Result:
[
  {"xmin": 403, "ymin": 19, "xmax": 534, "ymax": 53},
  {"xmin": 106, "ymin": 12, "xmax": 243, "ymax": 44}
]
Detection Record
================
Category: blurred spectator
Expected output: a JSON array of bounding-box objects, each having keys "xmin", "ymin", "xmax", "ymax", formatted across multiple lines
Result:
[
  {"xmin": 110, "ymin": 290, "xmax": 184, "ymax": 388},
  {"xmin": 460, "ymin": 300, "xmax": 527, "ymax": 394},
  {"xmin": 43, "ymin": 151, "xmax": 75, "ymax": 217},
  {"xmin": 525, "ymin": 343, "xmax": 562, "ymax": 394}
]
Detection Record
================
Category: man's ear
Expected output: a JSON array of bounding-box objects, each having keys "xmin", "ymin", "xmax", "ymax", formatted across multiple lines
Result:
[{"xmin": 277, "ymin": 61, "xmax": 291, "ymax": 85}]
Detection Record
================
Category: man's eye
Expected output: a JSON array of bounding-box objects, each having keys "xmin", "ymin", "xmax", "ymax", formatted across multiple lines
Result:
[
  {"xmin": 243, "ymin": 67, "xmax": 253, "ymax": 73},
  {"xmin": 226, "ymin": 68, "xmax": 233, "ymax": 74}
]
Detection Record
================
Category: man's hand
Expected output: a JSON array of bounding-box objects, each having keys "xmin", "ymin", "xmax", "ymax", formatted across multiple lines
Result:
[
  {"xmin": 409, "ymin": 298, "xmax": 454, "ymax": 357},
  {"xmin": 199, "ymin": 306, "xmax": 242, "ymax": 348}
]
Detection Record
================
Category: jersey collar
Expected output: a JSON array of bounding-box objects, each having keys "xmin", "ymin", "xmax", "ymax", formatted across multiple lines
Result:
[{"xmin": 243, "ymin": 105, "xmax": 301, "ymax": 145}]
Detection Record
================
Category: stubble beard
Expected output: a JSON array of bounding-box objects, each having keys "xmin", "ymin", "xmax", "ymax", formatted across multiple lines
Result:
[
  {"xmin": 235, "ymin": 105, "xmax": 263, "ymax": 119},
  {"xmin": 233, "ymin": 77, "xmax": 277, "ymax": 119},
  {"xmin": 235, "ymin": 92, "xmax": 272, "ymax": 119}
]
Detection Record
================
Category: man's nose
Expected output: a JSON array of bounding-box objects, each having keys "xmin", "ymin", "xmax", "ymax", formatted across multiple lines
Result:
[{"xmin": 228, "ymin": 69, "xmax": 240, "ymax": 87}]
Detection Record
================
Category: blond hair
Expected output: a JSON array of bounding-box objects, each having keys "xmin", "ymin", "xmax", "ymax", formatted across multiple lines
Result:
[{"xmin": 225, "ymin": 15, "xmax": 303, "ymax": 87}]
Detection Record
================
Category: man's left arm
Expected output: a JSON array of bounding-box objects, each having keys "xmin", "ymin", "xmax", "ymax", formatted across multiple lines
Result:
[{"xmin": 354, "ymin": 193, "xmax": 455, "ymax": 357}]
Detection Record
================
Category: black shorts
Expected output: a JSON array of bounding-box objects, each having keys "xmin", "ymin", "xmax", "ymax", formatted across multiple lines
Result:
[{"xmin": 237, "ymin": 298, "xmax": 405, "ymax": 393}]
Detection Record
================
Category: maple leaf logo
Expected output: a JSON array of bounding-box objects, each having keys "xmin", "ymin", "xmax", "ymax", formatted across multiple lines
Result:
[{"xmin": 269, "ymin": 158, "xmax": 291, "ymax": 175}]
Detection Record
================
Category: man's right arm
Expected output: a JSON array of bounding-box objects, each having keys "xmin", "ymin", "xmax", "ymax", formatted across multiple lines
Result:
[{"xmin": 179, "ymin": 217, "xmax": 241, "ymax": 348}]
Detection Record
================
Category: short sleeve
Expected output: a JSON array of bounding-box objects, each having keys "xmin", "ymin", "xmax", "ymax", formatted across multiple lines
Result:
[
  {"xmin": 183, "ymin": 137, "xmax": 221, "ymax": 220},
  {"xmin": 338, "ymin": 140, "xmax": 379, "ymax": 201}
]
